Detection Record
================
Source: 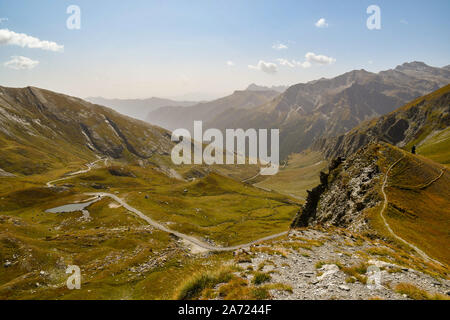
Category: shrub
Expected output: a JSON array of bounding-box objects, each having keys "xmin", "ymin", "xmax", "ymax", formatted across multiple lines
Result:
[
  {"xmin": 108, "ymin": 166, "xmax": 135, "ymax": 177},
  {"xmin": 252, "ymin": 272, "xmax": 271, "ymax": 285},
  {"xmin": 395, "ymin": 283, "xmax": 449, "ymax": 300},
  {"xmin": 345, "ymin": 277, "xmax": 356, "ymax": 284},
  {"xmin": 218, "ymin": 278, "xmax": 249, "ymax": 299},
  {"xmin": 251, "ymin": 287, "xmax": 270, "ymax": 300},
  {"xmin": 341, "ymin": 262, "xmax": 369, "ymax": 284},
  {"xmin": 174, "ymin": 266, "xmax": 235, "ymax": 300},
  {"xmin": 262, "ymin": 283, "xmax": 293, "ymax": 293}
]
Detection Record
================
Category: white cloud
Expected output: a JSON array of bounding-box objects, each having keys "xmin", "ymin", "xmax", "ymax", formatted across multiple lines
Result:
[
  {"xmin": 226, "ymin": 61, "xmax": 235, "ymax": 67},
  {"xmin": 248, "ymin": 60, "xmax": 278, "ymax": 74},
  {"xmin": 4, "ymin": 56, "xmax": 39, "ymax": 70},
  {"xmin": 315, "ymin": 18, "xmax": 329, "ymax": 28},
  {"xmin": 0, "ymin": 28, "xmax": 64, "ymax": 52},
  {"xmin": 277, "ymin": 58, "xmax": 311, "ymax": 69},
  {"xmin": 295, "ymin": 60, "xmax": 312, "ymax": 68},
  {"xmin": 305, "ymin": 52, "xmax": 336, "ymax": 65},
  {"xmin": 277, "ymin": 58, "xmax": 295, "ymax": 68},
  {"xmin": 0, "ymin": 18, "xmax": 8, "ymax": 24},
  {"xmin": 272, "ymin": 43, "xmax": 288, "ymax": 50},
  {"xmin": 400, "ymin": 19, "xmax": 408, "ymax": 25},
  {"xmin": 277, "ymin": 52, "xmax": 334, "ymax": 69}
]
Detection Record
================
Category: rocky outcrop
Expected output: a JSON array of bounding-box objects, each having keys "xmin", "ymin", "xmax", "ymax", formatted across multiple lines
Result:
[
  {"xmin": 291, "ymin": 158, "xmax": 344, "ymax": 228},
  {"xmin": 0, "ymin": 168, "xmax": 15, "ymax": 177},
  {"xmin": 235, "ymin": 228, "xmax": 450, "ymax": 300},
  {"xmin": 292, "ymin": 145, "xmax": 381, "ymax": 231},
  {"xmin": 79, "ymin": 122, "xmax": 124, "ymax": 158}
]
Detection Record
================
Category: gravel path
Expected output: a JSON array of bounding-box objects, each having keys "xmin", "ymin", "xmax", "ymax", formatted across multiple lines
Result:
[
  {"xmin": 380, "ymin": 155, "xmax": 443, "ymax": 266},
  {"xmin": 46, "ymin": 158, "xmax": 105, "ymax": 187},
  {"xmin": 45, "ymin": 160, "xmax": 290, "ymax": 252},
  {"xmin": 87, "ymin": 192, "xmax": 288, "ymax": 252}
]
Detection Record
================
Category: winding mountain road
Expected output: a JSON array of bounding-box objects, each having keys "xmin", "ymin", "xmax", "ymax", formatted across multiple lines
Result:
[
  {"xmin": 380, "ymin": 156, "xmax": 443, "ymax": 266},
  {"xmin": 86, "ymin": 192, "xmax": 289, "ymax": 251},
  {"xmin": 46, "ymin": 158, "xmax": 106, "ymax": 188},
  {"xmin": 241, "ymin": 172, "xmax": 260, "ymax": 183},
  {"xmin": 87, "ymin": 192, "xmax": 288, "ymax": 252},
  {"xmin": 47, "ymin": 161, "xmax": 289, "ymax": 252}
]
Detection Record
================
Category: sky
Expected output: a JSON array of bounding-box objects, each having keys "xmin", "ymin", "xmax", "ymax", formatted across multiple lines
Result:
[{"xmin": 0, "ymin": 0, "xmax": 449, "ymax": 100}]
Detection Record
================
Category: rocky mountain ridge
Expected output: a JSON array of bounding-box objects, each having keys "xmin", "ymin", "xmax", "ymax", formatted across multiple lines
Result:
[
  {"xmin": 246, "ymin": 83, "xmax": 289, "ymax": 93},
  {"xmin": 315, "ymin": 84, "xmax": 450, "ymax": 160},
  {"xmin": 0, "ymin": 86, "xmax": 174, "ymax": 175},
  {"xmin": 86, "ymin": 96, "xmax": 197, "ymax": 121},
  {"xmin": 207, "ymin": 62, "xmax": 450, "ymax": 159},
  {"xmin": 146, "ymin": 89, "xmax": 280, "ymax": 131},
  {"xmin": 292, "ymin": 145, "xmax": 381, "ymax": 231}
]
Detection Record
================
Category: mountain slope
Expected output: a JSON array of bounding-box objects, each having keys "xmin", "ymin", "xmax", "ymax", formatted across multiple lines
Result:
[
  {"xmin": 0, "ymin": 86, "xmax": 174, "ymax": 175},
  {"xmin": 208, "ymin": 62, "xmax": 450, "ymax": 160},
  {"xmin": 292, "ymin": 143, "xmax": 450, "ymax": 266},
  {"xmin": 316, "ymin": 84, "xmax": 450, "ymax": 164},
  {"xmin": 85, "ymin": 96, "xmax": 197, "ymax": 121},
  {"xmin": 146, "ymin": 89, "xmax": 280, "ymax": 131}
]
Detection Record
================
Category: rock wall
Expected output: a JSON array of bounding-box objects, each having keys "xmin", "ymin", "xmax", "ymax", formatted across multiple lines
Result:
[{"xmin": 292, "ymin": 145, "xmax": 381, "ymax": 231}]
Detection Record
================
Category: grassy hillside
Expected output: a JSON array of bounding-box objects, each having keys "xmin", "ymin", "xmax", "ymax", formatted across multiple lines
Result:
[
  {"xmin": 369, "ymin": 145, "xmax": 450, "ymax": 266},
  {"xmin": 413, "ymin": 127, "xmax": 450, "ymax": 165},
  {"xmin": 254, "ymin": 151, "xmax": 328, "ymax": 200},
  {"xmin": 0, "ymin": 85, "xmax": 300, "ymax": 299},
  {"xmin": 0, "ymin": 86, "xmax": 174, "ymax": 175},
  {"xmin": 0, "ymin": 159, "xmax": 300, "ymax": 299},
  {"xmin": 290, "ymin": 142, "xmax": 449, "ymax": 271}
]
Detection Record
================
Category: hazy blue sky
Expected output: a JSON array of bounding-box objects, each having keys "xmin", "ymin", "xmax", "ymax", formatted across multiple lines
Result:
[{"xmin": 0, "ymin": 0, "xmax": 449, "ymax": 100}]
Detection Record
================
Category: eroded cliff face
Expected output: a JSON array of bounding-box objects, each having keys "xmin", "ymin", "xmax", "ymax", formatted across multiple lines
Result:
[{"xmin": 292, "ymin": 144, "xmax": 382, "ymax": 231}]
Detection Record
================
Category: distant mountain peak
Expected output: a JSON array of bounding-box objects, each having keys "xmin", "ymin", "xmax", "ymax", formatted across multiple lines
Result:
[
  {"xmin": 246, "ymin": 83, "xmax": 288, "ymax": 93},
  {"xmin": 396, "ymin": 61, "xmax": 430, "ymax": 70},
  {"xmin": 246, "ymin": 83, "xmax": 259, "ymax": 90},
  {"xmin": 85, "ymin": 96, "xmax": 197, "ymax": 121}
]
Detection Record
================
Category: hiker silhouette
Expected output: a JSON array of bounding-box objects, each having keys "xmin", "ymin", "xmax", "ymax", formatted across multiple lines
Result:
[{"xmin": 411, "ymin": 145, "xmax": 416, "ymax": 154}]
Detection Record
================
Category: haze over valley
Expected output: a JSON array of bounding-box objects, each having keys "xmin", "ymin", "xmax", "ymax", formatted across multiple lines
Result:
[{"xmin": 0, "ymin": 0, "xmax": 449, "ymax": 302}]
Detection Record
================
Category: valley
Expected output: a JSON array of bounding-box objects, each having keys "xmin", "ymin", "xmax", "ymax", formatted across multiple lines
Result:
[
  {"xmin": 1, "ymin": 67, "xmax": 449, "ymax": 301},
  {"xmin": 2, "ymin": 0, "xmax": 450, "ymax": 308},
  {"xmin": 0, "ymin": 154, "xmax": 300, "ymax": 299}
]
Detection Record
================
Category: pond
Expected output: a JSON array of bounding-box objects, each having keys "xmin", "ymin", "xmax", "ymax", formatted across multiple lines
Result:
[{"xmin": 46, "ymin": 198, "xmax": 101, "ymax": 220}]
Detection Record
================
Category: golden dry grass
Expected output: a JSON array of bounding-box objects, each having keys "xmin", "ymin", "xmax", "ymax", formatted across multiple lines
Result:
[
  {"xmin": 395, "ymin": 282, "xmax": 449, "ymax": 300},
  {"xmin": 367, "ymin": 144, "xmax": 450, "ymax": 272}
]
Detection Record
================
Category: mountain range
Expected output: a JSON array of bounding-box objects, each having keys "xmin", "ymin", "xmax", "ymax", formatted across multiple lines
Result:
[
  {"xmin": 146, "ymin": 62, "xmax": 450, "ymax": 160},
  {"xmin": 85, "ymin": 96, "xmax": 197, "ymax": 121},
  {"xmin": 246, "ymin": 83, "xmax": 289, "ymax": 93},
  {"xmin": 146, "ymin": 89, "xmax": 280, "ymax": 132},
  {"xmin": 315, "ymin": 84, "xmax": 450, "ymax": 163}
]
